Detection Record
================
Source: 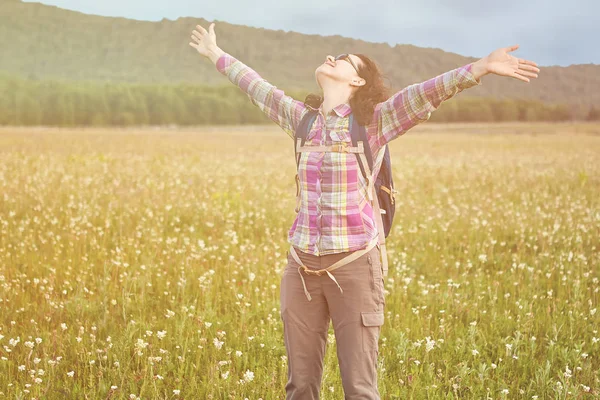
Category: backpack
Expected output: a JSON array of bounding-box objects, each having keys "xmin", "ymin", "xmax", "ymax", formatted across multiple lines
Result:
[{"xmin": 293, "ymin": 109, "xmax": 397, "ymax": 237}]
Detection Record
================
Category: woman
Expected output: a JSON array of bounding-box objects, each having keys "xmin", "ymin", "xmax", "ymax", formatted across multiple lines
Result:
[{"xmin": 189, "ymin": 22, "xmax": 540, "ymax": 399}]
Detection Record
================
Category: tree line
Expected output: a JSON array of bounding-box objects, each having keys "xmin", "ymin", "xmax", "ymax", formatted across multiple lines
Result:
[{"xmin": 1, "ymin": 73, "xmax": 598, "ymax": 127}]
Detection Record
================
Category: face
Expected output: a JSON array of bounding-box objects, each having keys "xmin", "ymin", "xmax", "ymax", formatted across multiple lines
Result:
[{"xmin": 315, "ymin": 53, "xmax": 366, "ymax": 89}]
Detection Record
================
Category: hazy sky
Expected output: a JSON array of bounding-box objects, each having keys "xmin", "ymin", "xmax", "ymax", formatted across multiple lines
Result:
[{"xmin": 26, "ymin": 0, "xmax": 599, "ymax": 67}]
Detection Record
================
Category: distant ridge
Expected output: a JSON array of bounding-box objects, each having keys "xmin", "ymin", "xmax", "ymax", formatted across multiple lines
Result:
[{"xmin": 1, "ymin": 0, "xmax": 598, "ymax": 110}]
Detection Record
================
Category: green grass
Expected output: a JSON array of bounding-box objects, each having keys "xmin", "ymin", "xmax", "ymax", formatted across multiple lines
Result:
[{"xmin": 0, "ymin": 122, "xmax": 599, "ymax": 399}]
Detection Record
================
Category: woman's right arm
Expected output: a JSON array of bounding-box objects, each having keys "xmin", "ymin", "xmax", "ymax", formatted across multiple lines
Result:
[{"xmin": 190, "ymin": 23, "xmax": 307, "ymax": 140}]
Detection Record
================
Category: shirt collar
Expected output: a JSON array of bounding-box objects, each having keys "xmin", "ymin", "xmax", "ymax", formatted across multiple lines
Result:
[{"xmin": 316, "ymin": 101, "xmax": 352, "ymax": 118}]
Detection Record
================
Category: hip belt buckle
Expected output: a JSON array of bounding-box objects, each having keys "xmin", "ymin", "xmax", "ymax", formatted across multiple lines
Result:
[
  {"xmin": 331, "ymin": 142, "xmax": 349, "ymax": 153},
  {"xmin": 300, "ymin": 265, "xmax": 325, "ymax": 276}
]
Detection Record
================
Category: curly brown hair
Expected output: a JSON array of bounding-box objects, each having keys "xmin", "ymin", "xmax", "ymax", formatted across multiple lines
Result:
[{"xmin": 304, "ymin": 54, "xmax": 392, "ymax": 127}]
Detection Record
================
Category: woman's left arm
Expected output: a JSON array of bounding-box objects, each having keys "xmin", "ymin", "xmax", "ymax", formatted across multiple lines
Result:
[{"xmin": 370, "ymin": 44, "xmax": 540, "ymax": 149}]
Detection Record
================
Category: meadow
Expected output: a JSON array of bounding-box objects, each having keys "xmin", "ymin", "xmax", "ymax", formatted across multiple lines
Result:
[{"xmin": 0, "ymin": 122, "xmax": 599, "ymax": 399}]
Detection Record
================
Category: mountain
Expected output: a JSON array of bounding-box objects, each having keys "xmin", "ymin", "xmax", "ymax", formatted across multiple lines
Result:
[{"xmin": 1, "ymin": 0, "xmax": 598, "ymax": 110}]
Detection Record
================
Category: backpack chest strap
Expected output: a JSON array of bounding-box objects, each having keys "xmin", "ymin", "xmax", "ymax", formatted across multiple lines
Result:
[
  {"xmin": 295, "ymin": 138, "xmax": 366, "ymax": 154},
  {"xmin": 296, "ymin": 144, "xmax": 366, "ymax": 153}
]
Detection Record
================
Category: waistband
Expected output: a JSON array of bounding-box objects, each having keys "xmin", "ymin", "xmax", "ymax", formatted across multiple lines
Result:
[{"xmin": 289, "ymin": 237, "xmax": 379, "ymax": 302}]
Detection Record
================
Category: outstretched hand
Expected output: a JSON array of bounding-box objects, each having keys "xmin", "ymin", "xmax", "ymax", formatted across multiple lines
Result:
[
  {"xmin": 484, "ymin": 45, "xmax": 540, "ymax": 83},
  {"xmin": 189, "ymin": 23, "xmax": 219, "ymax": 59}
]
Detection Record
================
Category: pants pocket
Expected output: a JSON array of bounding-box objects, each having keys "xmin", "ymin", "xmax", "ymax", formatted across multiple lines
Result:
[{"xmin": 360, "ymin": 311, "xmax": 384, "ymax": 353}]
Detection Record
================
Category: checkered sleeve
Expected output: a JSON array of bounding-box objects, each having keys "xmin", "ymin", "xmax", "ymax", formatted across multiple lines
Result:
[
  {"xmin": 371, "ymin": 62, "xmax": 482, "ymax": 148},
  {"xmin": 215, "ymin": 52, "xmax": 308, "ymax": 140}
]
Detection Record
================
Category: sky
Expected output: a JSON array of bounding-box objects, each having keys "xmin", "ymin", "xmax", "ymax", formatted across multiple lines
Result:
[{"xmin": 25, "ymin": 0, "xmax": 599, "ymax": 67}]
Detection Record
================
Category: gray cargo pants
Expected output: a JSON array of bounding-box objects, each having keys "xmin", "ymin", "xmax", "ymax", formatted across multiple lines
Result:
[{"xmin": 280, "ymin": 244, "xmax": 386, "ymax": 399}]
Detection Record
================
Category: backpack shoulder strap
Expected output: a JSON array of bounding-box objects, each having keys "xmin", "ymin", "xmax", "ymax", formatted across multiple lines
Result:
[
  {"xmin": 349, "ymin": 113, "xmax": 373, "ymax": 179},
  {"xmin": 295, "ymin": 109, "xmax": 319, "ymax": 170}
]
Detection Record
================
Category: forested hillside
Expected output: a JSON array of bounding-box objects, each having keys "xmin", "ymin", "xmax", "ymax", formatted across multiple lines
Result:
[{"xmin": 0, "ymin": 0, "xmax": 598, "ymax": 125}]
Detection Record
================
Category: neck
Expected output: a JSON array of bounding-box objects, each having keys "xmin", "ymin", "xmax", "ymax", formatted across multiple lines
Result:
[{"xmin": 320, "ymin": 85, "xmax": 353, "ymax": 116}]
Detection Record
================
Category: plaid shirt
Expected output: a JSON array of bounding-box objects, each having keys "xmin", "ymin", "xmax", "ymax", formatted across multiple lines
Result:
[{"xmin": 216, "ymin": 52, "xmax": 482, "ymax": 255}]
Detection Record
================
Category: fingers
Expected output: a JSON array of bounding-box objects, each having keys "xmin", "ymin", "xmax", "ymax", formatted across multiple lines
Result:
[
  {"xmin": 191, "ymin": 22, "xmax": 215, "ymax": 42},
  {"xmin": 188, "ymin": 42, "xmax": 202, "ymax": 53},
  {"xmin": 506, "ymin": 44, "xmax": 519, "ymax": 52},
  {"xmin": 519, "ymin": 58, "xmax": 538, "ymax": 67},
  {"xmin": 513, "ymin": 70, "xmax": 531, "ymax": 83},
  {"xmin": 518, "ymin": 64, "xmax": 540, "ymax": 75},
  {"xmin": 190, "ymin": 22, "xmax": 216, "ymax": 54},
  {"xmin": 516, "ymin": 68, "xmax": 538, "ymax": 79},
  {"xmin": 191, "ymin": 32, "xmax": 204, "ymax": 45},
  {"xmin": 191, "ymin": 30, "xmax": 203, "ymax": 41},
  {"xmin": 196, "ymin": 24, "xmax": 208, "ymax": 35},
  {"xmin": 519, "ymin": 59, "xmax": 540, "ymax": 72}
]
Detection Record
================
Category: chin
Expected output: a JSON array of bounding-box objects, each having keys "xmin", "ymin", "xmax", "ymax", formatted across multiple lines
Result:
[
  {"xmin": 315, "ymin": 69, "xmax": 332, "ymax": 84},
  {"xmin": 315, "ymin": 71, "xmax": 323, "ymax": 88}
]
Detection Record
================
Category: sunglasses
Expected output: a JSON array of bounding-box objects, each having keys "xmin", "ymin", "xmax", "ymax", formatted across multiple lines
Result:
[{"xmin": 334, "ymin": 54, "xmax": 360, "ymax": 74}]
